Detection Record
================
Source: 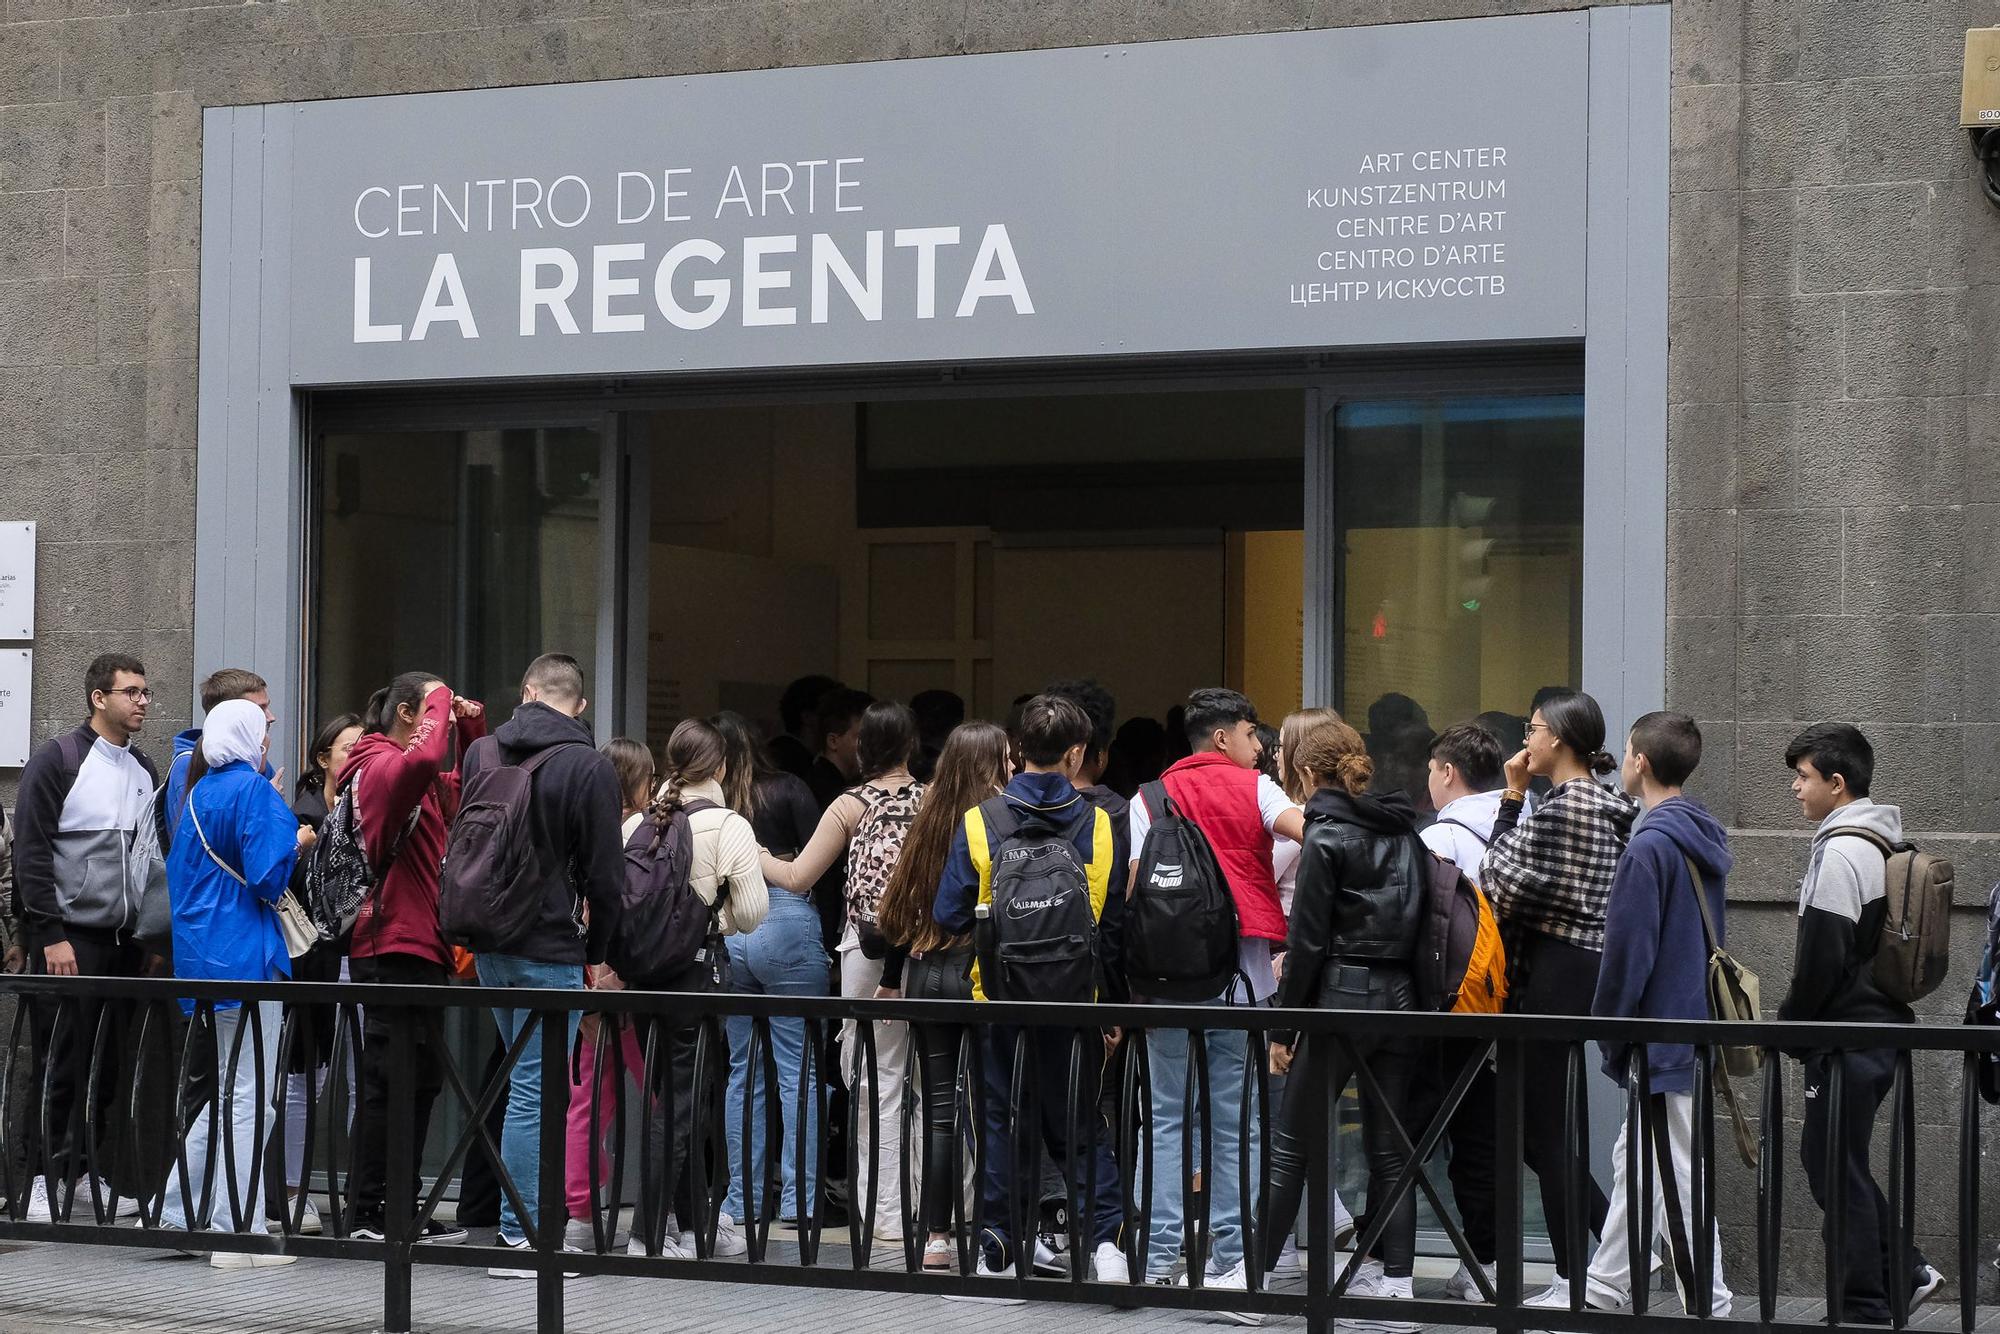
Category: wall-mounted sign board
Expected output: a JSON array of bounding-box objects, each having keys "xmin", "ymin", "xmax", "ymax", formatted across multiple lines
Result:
[
  {"xmin": 0, "ymin": 522, "xmax": 34, "ymax": 639},
  {"xmin": 0, "ymin": 648, "xmax": 29, "ymax": 768}
]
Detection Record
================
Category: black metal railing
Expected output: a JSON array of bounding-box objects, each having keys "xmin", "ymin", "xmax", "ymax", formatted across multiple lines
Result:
[{"xmin": 0, "ymin": 974, "xmax": 1992, "ymax": 1334}]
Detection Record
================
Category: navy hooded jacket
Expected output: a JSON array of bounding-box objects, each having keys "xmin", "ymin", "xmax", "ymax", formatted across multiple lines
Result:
[{"xmin": 1591, "ymin": 796, "xmax": 1731, "ymax": 1095}]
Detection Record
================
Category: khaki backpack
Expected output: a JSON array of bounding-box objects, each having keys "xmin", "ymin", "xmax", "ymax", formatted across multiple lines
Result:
[
  {"xmin": 1847, "ymin": 830, "xmax": 1955, "ymax": 1005},
  {"xmin": 1684, "ymin": 855, "xmax": 1760, "ymax": 1169}
]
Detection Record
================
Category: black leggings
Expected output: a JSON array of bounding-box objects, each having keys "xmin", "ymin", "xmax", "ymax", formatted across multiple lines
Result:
[
  {"xmin": 1262, "ymin": 964, "xmax": 1422, "ymax": 1277},
  {"xmin": 911, "ymin": 1023, "xmax": 964, "ymax": 1234},
  {"xmin": 1510, "ymin": 932, "xmax": 1611, "ymax": 1281}
]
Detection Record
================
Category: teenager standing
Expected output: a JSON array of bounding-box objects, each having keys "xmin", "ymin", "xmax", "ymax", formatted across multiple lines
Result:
[{"xmin": 1481, "ymin": 690, "xmax": 1632, "ymax": 1307}]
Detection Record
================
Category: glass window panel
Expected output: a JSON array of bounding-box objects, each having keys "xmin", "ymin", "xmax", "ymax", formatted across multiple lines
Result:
[{"xmin": 316, "ymin": 424, "xmax": 602, "ymax": 740}]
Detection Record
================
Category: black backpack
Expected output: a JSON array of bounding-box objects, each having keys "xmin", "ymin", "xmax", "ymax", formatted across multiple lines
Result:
[
  {"xmin": 608, "ymin": 798, "xmax": 725, "ymax": 983},
  {"xmin": 973, "ymin": 797, "xmax": 1099, "ymax": 1003},
  {"xmin": 305, "ymin": 774, "xmax": 421, "ymax": 945},
  {"xmin": 438, "ymin": 739, "xmax": 579, "ymax": 954},
  {"xmin": 1124, "ymin": 782, "xmax": 1241, "ymax": 1002}
]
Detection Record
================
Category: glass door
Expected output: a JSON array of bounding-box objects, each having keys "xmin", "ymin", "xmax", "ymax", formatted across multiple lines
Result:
[{"xmin": 312, "ymin": 421, "xmax": 609, "ymax": 730}]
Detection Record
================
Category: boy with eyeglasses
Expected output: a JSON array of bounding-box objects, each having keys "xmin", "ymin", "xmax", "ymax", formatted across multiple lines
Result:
[{"xmin": 11, "ymin": 653, "xmax": 160, "ymax": 1222}]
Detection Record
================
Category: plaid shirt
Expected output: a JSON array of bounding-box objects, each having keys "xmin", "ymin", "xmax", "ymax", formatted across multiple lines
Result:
[{"xmin": 1480, "ymin": 778, "xmax": 1639, "ymax": 952}]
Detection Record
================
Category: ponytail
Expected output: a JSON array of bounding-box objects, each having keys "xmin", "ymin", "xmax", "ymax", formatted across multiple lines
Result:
[
  {"xmin": 653, "ymin": 718, "xmax": 726, "ymax": 816},
  {"xmin": 362, "ymin": 671, "xmax": 441, "ymax": 737}
]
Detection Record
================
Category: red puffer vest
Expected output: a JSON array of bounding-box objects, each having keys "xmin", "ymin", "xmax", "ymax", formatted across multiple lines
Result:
[{"xmin": 1159, "ymin": 752, "xmax": 1286, "ymax": 942}]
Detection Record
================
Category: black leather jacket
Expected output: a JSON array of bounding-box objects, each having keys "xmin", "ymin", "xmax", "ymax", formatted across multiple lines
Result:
[{"xmin": 1277, "ymin": 787, "xmax": 1427, "ymax": 1011}]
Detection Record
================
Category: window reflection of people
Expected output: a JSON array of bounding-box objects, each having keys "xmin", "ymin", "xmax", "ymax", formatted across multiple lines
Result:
[{"xmin": 1364, "ymin": 692, "xmax": 1437, "ymax": 821}]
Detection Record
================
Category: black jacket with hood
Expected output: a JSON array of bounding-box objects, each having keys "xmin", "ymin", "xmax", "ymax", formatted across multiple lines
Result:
[
  {"xmin": 1277, "ymin": 786, "xmax": 1427, "ymax": 1011},
  {"xmin": 457, "ymin": 701, "xmax": 624, "ymax": 967}
]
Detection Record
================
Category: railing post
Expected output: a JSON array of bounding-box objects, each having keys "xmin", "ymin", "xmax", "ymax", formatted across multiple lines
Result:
[
  {"xmin": 1492, "ymin": 1033, "xmax": 1525, "ymax": 1334},
  {"xmin": 382, "ymin": 1000, "xmax": 414, "ymax": 1334},
  {"xmin": 537, "ymin": 1012, "xmax": 567, "ymax": 1334},
  {"xmin": 1304, "ymin": 1029, "xmax": 1330, "ymax": 1334}
]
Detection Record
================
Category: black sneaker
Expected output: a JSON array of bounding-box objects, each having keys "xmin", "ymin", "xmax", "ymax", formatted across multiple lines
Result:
[
  {"xmin": 350, "ymin": 1219, "xmax": 386, "ymax": 1242},
  {"xmin": 421, "ymin": 1219, "xmax": 469, "ymax": 1245}
]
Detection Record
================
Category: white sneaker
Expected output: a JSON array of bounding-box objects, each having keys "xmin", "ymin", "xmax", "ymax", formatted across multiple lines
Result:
[
  {"xmin": 25, "ymin": 1177, "xmax": 50, "ymax": 1223},
  {"xmin": 1271, "ymin": 1235, "xmax": 1304, "ymax": 1278},
  {"xmin": 210, "ymin": 1249, "xmax": 298, "ymax": 1270},
  {"xmin": 1445, "ymin": 1260, "xmax": 1496, "ymax": 1302},
  {"xmin": 922, "ymin": 1236, "xmax": 955, "ymax": 1271},
  {"xmin": 1340, "ymin": 1266, "xmax": 1418, "ymax": 1333},
  {"xmin": 1524, "ymin": 1278, "xmax": 1573, "ymax": 1309},
  {"xmin": 1912, "ymin": 1264, "xmax": 1944, "ymax": 1310},
  {"xmin": 85, "ymin": 1176, "xmax": 140, "ymax": 1220},
  {"xmin": 486, "ymin": 1234, "xmax": 580, "ymax": 1280},
  {"xmin": 705, "ymin": 1212, "xmax": 749, "ymax": 1258},
  {"xmin": 1091, "ymin": 1241, "xmax": 1130, "ymax": 1284},
  {"xmin": 626, "ymin": 1228, "xmax": 695, "ymax": 1260},
  {"xmin": 942, "ymin": 1257, "xmax": 1028, "ymax": 1304},
  {"xmin": 1203, "ymin": 1259, "xmax": 1264, "ymax": 1327},
  {"xmin": 1332, "ymin": 1194, "xmax": 1357, "ymax": 1250},
  {"xmin": 292, "ymin": 1197, "xmax": 323, "ymax": 1236}
]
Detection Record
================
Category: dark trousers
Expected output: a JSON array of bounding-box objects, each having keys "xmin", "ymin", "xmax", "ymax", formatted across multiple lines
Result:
[
  {"xmin": 1801, "ymin": 1048, "xmax": 1929, "ymax": 1325},
  {"xmin": 1408, "ymin": 1036, "xmax": 1497, "ymax": 1263},
  {"xmin": 630, "ymin": 962, "xmax": 710, "ymax": 1246},
  {"xmin": 1263, "ymin": 964, "xmax": 1422, "ymax": 1277},
  {"xmin": 912, "ymin": 1023, "xmax": 965, "ymax": 1234},
  {"xmin": 347, "ymin": 953, "xmax": 450, "ymax": 1225},
  {"xmin": 979, "ymin": 1025, "xmax": 1121, "ymax": 1267},
  {"xmin": 24, "ymin": 926, "xmax": 143, "ymax": 1197},
  {"xmin": 455, "ymin": 1035, "xmax": 509, "ymax": 1227},
  {"xmin": 1510, "ymin": 933, "xmax": 1611, "ymax": 1281}
]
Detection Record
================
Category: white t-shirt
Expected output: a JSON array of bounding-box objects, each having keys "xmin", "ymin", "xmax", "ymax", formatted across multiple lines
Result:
[{"xmin": 1129, "ymin": 773, "xmax": 1294, "ymax": 1003}]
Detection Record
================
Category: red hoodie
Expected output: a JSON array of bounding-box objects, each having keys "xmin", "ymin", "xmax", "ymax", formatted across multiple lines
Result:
[{"xmin": 342, "ymin": 686, "xmax": 486, "ymax": 967}]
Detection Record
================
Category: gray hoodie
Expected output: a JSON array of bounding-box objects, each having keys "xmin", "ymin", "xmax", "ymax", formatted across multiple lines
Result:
[{"xmin": 1778, "ymin": 798, "xmax": 1911, "ymax": 1026}]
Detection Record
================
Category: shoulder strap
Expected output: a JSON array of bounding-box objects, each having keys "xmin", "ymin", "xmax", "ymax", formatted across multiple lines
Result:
[
  {"xmin": 188, "ymin": 790, "xmax": 247, "ymax": 887},
  {"xmin": 1682, "ymin": 853, "xmax": 1724, "ymax": 955},
  {"xmin": 1139, "ymin": 780, "xmax": 1172, "ymax": 824},
  {"xmin": 1436, "ymin": 816, "xmax": 1492, "ymax": 847},
  {"xmin": 56, "ymin": 729, "xmax": 91, "ymax": 774},
  {"xmin": 515, "ymin": 741, "xmax": 579, "ymax": 777},
  {"xmin": 979, "ymin": 794, "xmax": 1020, "ymax": 844},
  {"xmin": 1838, "ymin": 827, "xmax": 1900, "ymax": 858},
  {"xmin": 681, "ymin": 797, "xmax": 721, "ymax": 817}
]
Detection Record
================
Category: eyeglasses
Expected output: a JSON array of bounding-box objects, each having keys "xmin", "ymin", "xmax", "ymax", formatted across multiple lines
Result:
[
  {"xmin": 1524, "ymin": 722, "xmax": 1554, "ymax": 737},
  {"xmin": 100, "ymin": 687, "xmax": 153, "ymax": 703}
]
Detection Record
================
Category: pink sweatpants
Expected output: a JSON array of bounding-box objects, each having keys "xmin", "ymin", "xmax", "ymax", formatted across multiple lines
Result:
[{"xmin": 564, "ymin": 1022, "xmax": 648, "ymax": 1219}]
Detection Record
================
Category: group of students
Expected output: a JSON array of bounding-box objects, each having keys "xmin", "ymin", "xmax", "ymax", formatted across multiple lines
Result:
[{"xmin": 0, "ymin": 651, "xmax": 1955, "ymax": 1328}]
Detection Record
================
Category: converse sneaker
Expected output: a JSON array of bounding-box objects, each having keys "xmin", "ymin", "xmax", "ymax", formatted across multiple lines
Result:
[
  {"xmin": 1445, "ymin": 1260, "xmax": 1497, "ymax": 1302},
  {"xmin": 486, "ymin": 1234, "xmax": 580, "ymax": 1280},
  {"xmin": 1524, "ymin": 1277, "xmax": 1573, "ymax": 1309},
  {"xmin": 1032, "ymin": 1234, "xmax": 1066, "ymax": 1276},
  {"xmin": 1339, "ymin": 1264, "xmax": 1418, "ymax": 1334},
  {"xmin": 1091, "ymin": 1241, "xmax": 1131, "ymax": 1285},
  {"xmin": 1183, "ymin": 1259, "xmax": 1264, "ymax": 1327},
  {"xmin": 942, "ymin": 1256, "xmax": 1028, "ymax": 1305},
  {"xmin": 708, "ymin": 1212, "xmax": 749, "ymax": 1258}
]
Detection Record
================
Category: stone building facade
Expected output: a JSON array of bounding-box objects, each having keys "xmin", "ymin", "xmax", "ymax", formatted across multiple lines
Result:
[{"xmin": 1, "ymin": 0, "xmax": 1997, "ymax": 1297}]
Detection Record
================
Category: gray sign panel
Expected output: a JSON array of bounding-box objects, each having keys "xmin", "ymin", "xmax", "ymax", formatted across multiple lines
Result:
[{"xmin": 287, "ymin": 13, "xmax": 1587, "ymax": 384}]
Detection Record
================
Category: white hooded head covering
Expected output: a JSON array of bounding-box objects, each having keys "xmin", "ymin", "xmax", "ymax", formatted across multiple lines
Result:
[{"xmin": 202, "ymin": 698, "xmax": 269, "ymax": 769}]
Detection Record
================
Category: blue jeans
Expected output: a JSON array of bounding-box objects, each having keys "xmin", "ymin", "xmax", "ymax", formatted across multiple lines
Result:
[
  {"xmin": 1145, "ymin": 1018, "xmax": 1259, "ymax": 1279},
  {"xmin": 476, "ymin": 954, "xmax": 584, "ymax": 1245},
  {"xmin": 723, "ymin": 892, "xmax": 830, "ymax": 1220}
]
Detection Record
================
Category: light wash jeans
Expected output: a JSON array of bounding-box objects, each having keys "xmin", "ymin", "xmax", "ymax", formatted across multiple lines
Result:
[
  {"xmin": 476, "ymin": 954, "xmax": 584, "ymax": 1245},
  {"xmin": 1144, "ymin": 1017, "xmax": 1260, "ymax": 1279},
  {"xmin": 162, "ymin": 1001, "xmax": 284, "ymax": 1233},
  {"xmin": 723, "ymin": 891, "xmax": 830, "ymax": 1221}
]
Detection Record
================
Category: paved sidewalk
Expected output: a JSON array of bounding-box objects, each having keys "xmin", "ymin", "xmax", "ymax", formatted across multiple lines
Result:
[{"xmin": 0, "ymin": 1232, "xmax": 1992, "ymax": 1334}]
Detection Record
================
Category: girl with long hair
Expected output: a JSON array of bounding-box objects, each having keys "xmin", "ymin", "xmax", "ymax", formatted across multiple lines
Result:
[
  {"xmin": 873, "ymin": 720, "xmax": 1010, "ymax": 1269},
  {"xmin": 623, "ymin": 719, "xmax": 769, "ymax": 1259},
  {"xmin": 1481, "ymin": 689, "xmax": 1636, "ymax": 1306},
  {"xmin": 755, "ymin": 701, "xmax": 921, "ymax": 1244},
  {"xmin": 1262, "ymin": 714, "xmax": 1427, "ymax": 1326}
]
